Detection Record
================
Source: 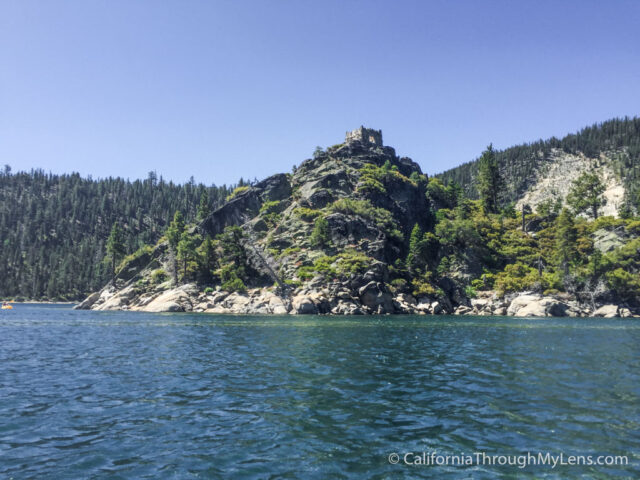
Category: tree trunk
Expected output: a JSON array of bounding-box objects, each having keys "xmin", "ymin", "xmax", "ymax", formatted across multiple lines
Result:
[{"xmin": 592, "ymin": 204, "xmax": 598, "ymax": 219}]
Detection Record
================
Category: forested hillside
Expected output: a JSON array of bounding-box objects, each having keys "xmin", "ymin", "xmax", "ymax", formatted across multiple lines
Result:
[
  {"xmin": 438, "ymin": 117, "xmax": 640, "ymax": 211},
  {"xmin": 0, "ymin": 168, "xmax": 234, "ymax": 300}
]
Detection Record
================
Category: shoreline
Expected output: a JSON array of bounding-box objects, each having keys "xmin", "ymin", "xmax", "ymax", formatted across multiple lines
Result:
[
  {"xmin": 75, "ymin": 284, "xmax": 640, "ymax": 318},
  {"xmin": 5, "ymin": 301, "xmax": 77, "ymax": 305}
]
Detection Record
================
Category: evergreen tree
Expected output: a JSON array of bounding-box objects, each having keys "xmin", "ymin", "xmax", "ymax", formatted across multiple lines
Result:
[
  {"xmin": 197, "ymin": 191, "xmax": 211, "ymax": 221},
  {"xmin": 105, "ymin": 222, "xmax": 126, "ymax": 279},
  {"xmin": 197, "ymin": 235, "xmax": 218, "ymax": 283},
  {"xmin": 477, "ymin": 144, "xmax": 503, "ymax": 213},
  {"xmin": 554, "ymin": 208, "xmax": 577, "ymax": 276},
  {"xmin": 177, "ymin": 230, "xmax": 200, "ymax": 282},
  {"xmin": 406, "ymin": 224, "xmax": 423, "ymax": 274},
  {"xmin": 310, "ymin": 217, "xmax": 330, "ymax": 248},
  {"xmin": 166, "ymin": 211, "xmax": 185, "ymax": 284},
  {"xmin": 566, "ymin": 172, "xmax": 606, "ymax": 219}
]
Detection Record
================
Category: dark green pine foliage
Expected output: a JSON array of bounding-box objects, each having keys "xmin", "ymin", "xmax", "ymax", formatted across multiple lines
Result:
[
  {"xmin": 439, "ymin": 117, "xmax": 640, "ymax": 211},
  {"xmin": 166, "ymin": 211, "xmax": 186, "ymax": 285},
  {"xmin": 197, "ymin": 191, "xmax": 212, "ymax": 221},
  {"xmin": 0, "ymin": 170, "xmax": 232, "ymax": 300},
  {"xmin": 177, "ymin": 229, "xmax": 201, "ymax": 282},
  {"xmin": 310, "ymin": 216, "xmax": 331, "ymax": 248},
  {"xmin": 106, "ymin": 222, "xmax": 126, "ymax": 279},
  {"xmin": 476, "ymin": 144, "xmax": 503, "ymax": 213},
  {"xmin": 554, "ymin": 208, "xmax": 578, "ymax": 276},
  {"xmin": 566, "ymin": 172, "xmax": 606, "ymax": 219}
]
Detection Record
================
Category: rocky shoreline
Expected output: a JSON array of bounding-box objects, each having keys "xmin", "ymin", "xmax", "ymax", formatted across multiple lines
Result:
[{"xmin": 75, "ymin": 283, "xmax": 639, "ymax": 318}]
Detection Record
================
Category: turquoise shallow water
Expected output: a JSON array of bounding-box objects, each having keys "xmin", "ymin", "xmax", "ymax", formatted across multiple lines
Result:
[{"xmin": 1, "ymin": 305, "xmax": 639, "ymax": 479}]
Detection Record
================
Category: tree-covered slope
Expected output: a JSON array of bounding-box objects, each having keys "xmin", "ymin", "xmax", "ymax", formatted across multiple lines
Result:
[
  {"xmin": 0, "ymin": 169, "xmax": 233, "ymax": 300},
  {"xmin": 438, "ymin": 117, "xmax": 640, "ymax": 211}
]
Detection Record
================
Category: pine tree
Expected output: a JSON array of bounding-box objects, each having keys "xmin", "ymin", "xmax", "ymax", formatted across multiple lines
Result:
[
  {"xmin": 477, "ymin": 144, "xmax": 503, "ymax": 213},
  {"xmin": 406, "ymin": 224, "xmax": 423, "ymax": 274},
  {"xmin": 105, "ymin": 222, "xmax": 126, "ymax": 279},
  {"xmin": 166, "ymin": 211, "xmax": 185, "ymax": 284},
  {"xmin": 177, "ymin": 230, "xmax": 200, "ymax": 282},
  {"xmin": 554, "ymin": 208, "xmax": 577, "ymax": 276},
  {"xmin": 197, "ymin": 235, "xmax": 218, "ymax": 283},
  {"xmin": 310, "ymin": 217, "xmax": 330, "ymax": 248},
  {"xmin": 197, "ymin": 191, "xmax": 211, "ymax": 221},
  {"xmin": 566, "ymin": 172, "xmax": 606, "ymax": 219}
]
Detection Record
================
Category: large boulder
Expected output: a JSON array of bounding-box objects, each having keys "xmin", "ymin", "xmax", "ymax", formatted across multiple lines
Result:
[
  {"xmin": 592, "ymin": 304, "xmax": 619, "ymax": 318},
  {"xmin": 515, "ymin": 298, "xmax": 568, "ymax": 317},
  {"xmin": 291, "ymin": 293, "xmax": 319, "ymax": 314},
  {"xmin": 507, "ymin": 294, "xmax": 542, "ymax": 316},
  {"xmin": 358, "ymin": 281, "xmax": 394, "ymax": 313},
  {"xmin": 74, "ymin": 291, "xmax": 100, "ymax": 310},
  {"xmin": 508, "ymin": 294, "xmax": 568, "ymax": 317},
  {"xmin": 94, "ymin": 285, "xmax": 139, "ymax": 310},
  {"xmin": 142, "ymin": 284, "xmax": 198, "ymax": 313}
]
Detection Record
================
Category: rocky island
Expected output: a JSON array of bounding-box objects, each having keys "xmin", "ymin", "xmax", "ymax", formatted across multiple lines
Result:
[{"xmin": 76, "ymin": 123, "xmax": 640, "ymax": 317}]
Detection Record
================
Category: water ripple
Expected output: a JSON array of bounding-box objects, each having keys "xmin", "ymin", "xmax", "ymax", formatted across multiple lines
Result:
[{"xmin": 0, "ymin": 305, "xmax": 639, "ymax": 478}]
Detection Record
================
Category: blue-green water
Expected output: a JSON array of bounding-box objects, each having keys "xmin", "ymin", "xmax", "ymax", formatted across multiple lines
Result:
[{"xmin": 1, "ymin": 305, "xmax": 639, "ymax": 479}]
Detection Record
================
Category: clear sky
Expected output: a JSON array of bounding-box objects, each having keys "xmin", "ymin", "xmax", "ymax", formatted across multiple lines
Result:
[{"xmin": 1, "ymin": 1, "xmax": 639, "ymax": 185}]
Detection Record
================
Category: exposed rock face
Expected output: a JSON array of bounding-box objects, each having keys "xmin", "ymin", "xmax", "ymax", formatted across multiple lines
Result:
[
  {"xmin": 593, "ymin": 228, "xmax": 626, "ymax": 253},
  {"xmin": 358, "ymin": 282, "xmax": 394, "ymax": 314},
  {"xmin": 142, "ymin": 285, "xmax": 199, "ymax": 313},
  {"xmin": 199, "ymin": 173, "xmax": 291, "ymax": 237},
  {"xmin": 514, "ymin": 150, "xmax": 625, "ymax": 217}
]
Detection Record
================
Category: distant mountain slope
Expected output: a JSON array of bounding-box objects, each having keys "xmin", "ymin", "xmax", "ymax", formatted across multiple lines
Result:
[
  {"xmin": 0, "ymin": 170, "xmax": 233, "ymax": 300},
  {"xmin": 438, "ymin": 117, "xmax": 640, "ymax": 212}
]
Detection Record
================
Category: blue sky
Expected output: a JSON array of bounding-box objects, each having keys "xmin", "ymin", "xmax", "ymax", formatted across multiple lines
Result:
[{"xmin": 1, "ymin": 1, "xmax": 639, "ymax": 185}]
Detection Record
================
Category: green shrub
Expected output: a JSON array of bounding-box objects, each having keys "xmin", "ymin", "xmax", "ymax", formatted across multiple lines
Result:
[
  {"xmin": 464, "ymin": 285, "xmax": 477, "ymax": 298},
  {"xmin": 296, "ymin": 266, "xmax": 315, "ymax": 281},
  {"xmin": 259, "ymin": 200, "xmax": 285, "ymax": 215},
  {"xmin": 329, "ymin": 198, "xmax": 402, "ymax": 241},
  {"xmin": 226, "ymin": 185, "xmax": 249, "ymax": 201},
  {"xmin": 606, "ymin": 268, "xmax": 640, "ymax": 300},
  {"xmin": 590, "ymin": 215, "xmax": 624, "ymax": 232},
  {"xmin": 494, "ymin": 263, "xmax": 540, "ymax": 295},
  {"xmin": 335, "ymin": 250, "xmax": 370, "ymax": 275},
  {"xmin": 357, "ymin": 162, "xmax": 414, "ymax": 196},
  {"xmin": 203, "ymin": 286, "xmax": 214, "ymax": 294},
  {"xmin": 221, "ymin": 277, "xmax": 246, "ymax": 293},
  {"xmin": 313, "ymin": 255, "xmax": 337, "ymax": 277},
  {"xmin": 281, "ymin": 246, "xmax": 301, "ymax": 257},
  {"xmin": 310, "ymin": 217, "xmax": 331, "ymax": 248},
  {"xmin": 294, "ymin": 207, "xmax": 322, "ymax": 221},
  {"xmin": 390, "ymin": 278, "xmax": 408, "ymax": 291},
  {"xmin": 626, "ymin": 220, "xmax": 640, "ymax": 235},
  {"xmin": 151, "ymin": 268, "xmax": 167, "ymax": 284},
  {"xmin": 411, "ymin": 274, "xmax": 437, "ymax": 297}
]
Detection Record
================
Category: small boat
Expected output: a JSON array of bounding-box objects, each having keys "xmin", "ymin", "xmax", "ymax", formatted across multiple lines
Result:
[{"xmin": 1, "ymin": 303, "xmax": 12, "ymax": 310}]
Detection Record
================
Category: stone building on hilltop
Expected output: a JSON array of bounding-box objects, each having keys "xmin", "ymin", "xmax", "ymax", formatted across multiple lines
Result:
[{"xmin": 345, "ymin": 126, "xmax": 383, "ymax": 146}]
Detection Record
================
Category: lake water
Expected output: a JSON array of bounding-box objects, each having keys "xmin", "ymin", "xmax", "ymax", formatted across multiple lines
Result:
[{"xmin": 1, "ymin": 305, "xmax": 639, "ymax": 479}]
